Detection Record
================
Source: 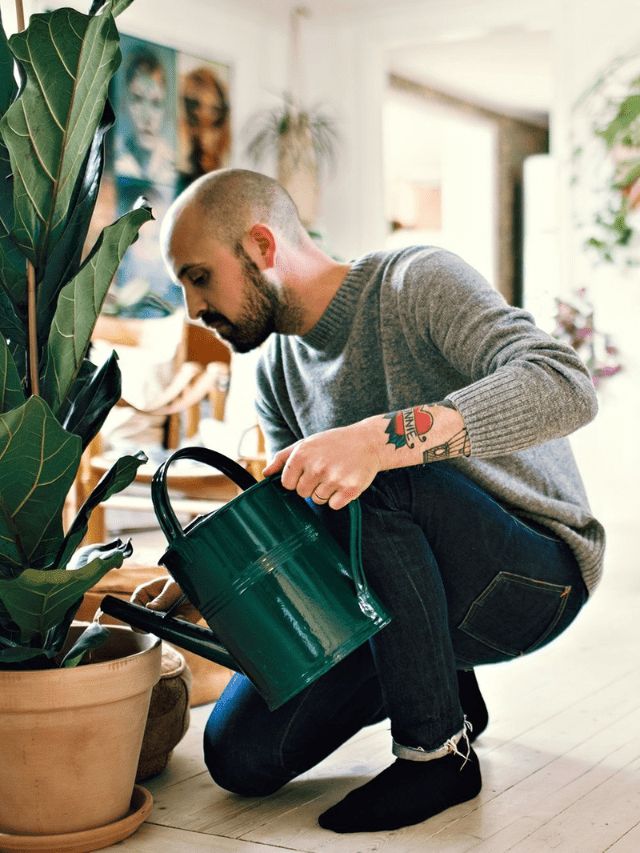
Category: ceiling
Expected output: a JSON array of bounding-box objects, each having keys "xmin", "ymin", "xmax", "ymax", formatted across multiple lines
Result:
[
  {"xmin": 258, "ymin": 0, "xmax": 554, "ymax": 127},
  {"xmin": 388, "ymin": 27, "xmax": 553, "ymax": 126}
]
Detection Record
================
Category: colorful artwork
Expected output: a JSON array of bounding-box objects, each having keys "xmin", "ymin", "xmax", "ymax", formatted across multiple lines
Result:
[
  {"xmin": 177, "ymin": 53, "xmax": 231, "ymax": 191},
  {"xmin": 95, "ymin": 34, "xmax": 232, "ymax": 318}
]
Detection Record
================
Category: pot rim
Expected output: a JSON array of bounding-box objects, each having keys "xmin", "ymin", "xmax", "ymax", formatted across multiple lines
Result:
[{"xmin": 0, "ymin": 625, "xmax": 162, "ymax": 710}]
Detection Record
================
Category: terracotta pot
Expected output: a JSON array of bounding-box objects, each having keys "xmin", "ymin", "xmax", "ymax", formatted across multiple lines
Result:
[{"xmin": 0, "ymin": 624, "xmax": 161, "ymax": 837}]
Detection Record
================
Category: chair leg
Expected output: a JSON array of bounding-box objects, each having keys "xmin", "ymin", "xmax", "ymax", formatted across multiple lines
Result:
[{"xmin": 85, "ymin": 466, "xmax": 106, "ymax": 544}]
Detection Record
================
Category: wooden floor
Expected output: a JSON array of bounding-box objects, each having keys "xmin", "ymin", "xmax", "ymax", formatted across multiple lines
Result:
[{"xmin": 109, "ymin": 410, "xmax": 640, "ymax": 852}]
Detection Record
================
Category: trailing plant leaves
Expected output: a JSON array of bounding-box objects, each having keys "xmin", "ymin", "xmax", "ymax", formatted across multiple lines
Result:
[
  {"xmin": 60, "ymin": 621, "xmax": 110, "ymax": 667},
  {"xmin": 0, "ymin": 539, "xmax": 130, "ymax": 643},
  {"xmin": 37, "ymin": 101, "xmax": 116, "ymax": 346},
  {"xmin": 0, "ymin": 397, "xmax": 81, "ymax": 571},
  {"xmin": 40, "ymin": 203, "xmax": 152, "ymax": 415},
  {"xmin": 62, "ymin": 352, "xmax": 122, "ymax": 450},
  {"xmin": 56, "ymin": 452, "xmax": 147, "ymax": 568},
  {"xmin": 0, "ymin": 333, "xmax": 25, "ymax": 413},
  {"xmin": 0, "ymin": 8, "xmax": 120, "ymax": 266},
  {"xmin": 597, "ymin": 94, "xmax": 640, "ymax": 148},
  {"xmin": 0, "ymin": 10, "xmax": 17, "ymax": 117}
]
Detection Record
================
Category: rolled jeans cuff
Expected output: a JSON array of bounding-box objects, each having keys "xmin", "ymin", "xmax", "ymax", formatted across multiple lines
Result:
[{"xmin": 392, "ymin": 723, "xmax": 467, "ymax": 762}]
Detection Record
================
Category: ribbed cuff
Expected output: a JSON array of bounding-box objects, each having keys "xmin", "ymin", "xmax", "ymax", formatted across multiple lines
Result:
[{"xmin": 447, "ymin": 371, "xmax": 539, "ymax": 458}]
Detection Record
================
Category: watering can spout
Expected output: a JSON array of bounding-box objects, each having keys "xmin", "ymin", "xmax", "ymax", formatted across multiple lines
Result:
[{"xmin": 99, "ymin": 595, "xmax": 239, "ymax": 672}]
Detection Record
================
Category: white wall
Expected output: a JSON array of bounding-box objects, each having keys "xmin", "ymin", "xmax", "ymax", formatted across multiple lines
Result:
[
  {"xmin": 551, "ymin": 0, "xmax": 640, "ymax": 523},
  {"xmin": 383, "ymin": 90, "xmax": 497, "ymax": 284}
]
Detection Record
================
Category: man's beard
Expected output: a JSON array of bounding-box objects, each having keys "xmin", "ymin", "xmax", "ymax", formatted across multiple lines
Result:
[{"xmin": 201, "ymin": 244, "xmax": 303, "ymax": 353}]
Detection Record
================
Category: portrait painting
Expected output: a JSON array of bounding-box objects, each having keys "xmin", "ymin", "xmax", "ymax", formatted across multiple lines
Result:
[
  {"xmin": 176, "ymin": 52, "xmax": 232, "ymax": 190},
  {"xmin": 110, "ymin": 34, "xmax": 178, "ymax": 188}
]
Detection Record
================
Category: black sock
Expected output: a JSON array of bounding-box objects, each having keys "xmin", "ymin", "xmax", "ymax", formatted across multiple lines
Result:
[
  {"xmin": 318, "ymin": 748, "xmax": 482, "ymax": 833},
  {"xmin": 457, "ymin": 669, "xmax": 489, "ymax": 742}
]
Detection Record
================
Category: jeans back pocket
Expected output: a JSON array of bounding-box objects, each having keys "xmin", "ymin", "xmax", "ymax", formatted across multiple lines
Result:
[{"xmin": 458, "ymin": 571, "xmax": 571, "ymax": 660}]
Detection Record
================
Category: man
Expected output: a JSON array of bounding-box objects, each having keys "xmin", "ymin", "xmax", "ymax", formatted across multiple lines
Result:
[{"xmin": 145, "ymin": 168, "xmax": 604, "ymax": 834}]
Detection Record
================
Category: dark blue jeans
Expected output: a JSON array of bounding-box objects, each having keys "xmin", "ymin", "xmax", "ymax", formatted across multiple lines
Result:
[{"xmin": 203, "ymin": 463, "xmax": 587, "ymax": 796}]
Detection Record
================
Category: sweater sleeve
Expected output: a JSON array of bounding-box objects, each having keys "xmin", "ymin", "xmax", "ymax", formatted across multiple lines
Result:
[
  {"xmin": 255, "ymin": 349, "xmax": 299, "ymax": 458},
  {"xmin": 402, "ymin": 249, "xmax": 598, "ymax": 458}
]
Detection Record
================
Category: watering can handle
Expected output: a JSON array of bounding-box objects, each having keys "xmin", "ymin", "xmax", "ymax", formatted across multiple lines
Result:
[{"xmin": 152, "ymin": 446, "xmax": 258, "ymax": 542}]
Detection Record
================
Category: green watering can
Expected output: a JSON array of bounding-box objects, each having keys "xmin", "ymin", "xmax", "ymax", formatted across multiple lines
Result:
[{"xmin": 100, "ymin": 447, "xmax": 391, "ymax": 710}]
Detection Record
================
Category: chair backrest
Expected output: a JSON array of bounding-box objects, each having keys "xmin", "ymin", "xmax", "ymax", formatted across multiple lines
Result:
[{"xmin": 183, "ymin": 321, "xmax": 231, "ymax": 367}]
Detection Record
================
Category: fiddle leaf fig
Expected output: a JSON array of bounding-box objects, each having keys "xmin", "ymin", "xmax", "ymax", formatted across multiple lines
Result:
[
  {"xmin": 0, "ymin": 397, "xmax": 81, "ymax": 574},
  {"xmin": 0, "ymin": 539, "xmax": 131, "ymax": 646},
  {"xmin": 62, "ymin": 352, "xmax": 122, "ymax": 449},
  {"xmin": 36, "ymin": 100, "xmax": 116, "ymax": 346},
  {"xmin": 0, "ymin": 10, "xmax": 17, "ymax": 117},
  {"xmin": 0, "ymin": 333, "xmax": 24, "ymax": 414},
  {"xmin": 89, "ymin": 0, "xmax": 135, "ymax": 17},
  {"xmin": 0, "ymin": 8, "xmax": 120, "ymax": 266},
  {"xmin": 56, "ymin": 452, "xmax": 147, "ymax": 569},
  {"xmin": 60, "ymin": 621, "xmax": 110, "ymax": 668},
  {"xmin": 40, "ymin": 203, "xmax": 153, "ymax": 415}
]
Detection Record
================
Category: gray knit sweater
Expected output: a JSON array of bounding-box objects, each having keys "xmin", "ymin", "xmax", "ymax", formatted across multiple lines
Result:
[{"xmin": 255, "ymin": 246, "xmax": 605, "ymax": 593}]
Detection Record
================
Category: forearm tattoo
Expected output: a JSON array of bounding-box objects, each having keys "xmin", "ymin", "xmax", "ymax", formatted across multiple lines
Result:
[
  {"xmin": 384, "ymin": 402, "xmax": 471, "ymax": 462},
  {"xmin": 422, "ymin": 427, "xmax": 471, "ymax": 462},
  {"xmin": 384, "ymin": 405, "xmax": 434, "ymax": 449}
]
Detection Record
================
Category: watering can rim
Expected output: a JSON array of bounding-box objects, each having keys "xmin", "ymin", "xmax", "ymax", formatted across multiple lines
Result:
[{"xmin": 168, "ymin": 472, "xmax": 290, "ymax": 541}]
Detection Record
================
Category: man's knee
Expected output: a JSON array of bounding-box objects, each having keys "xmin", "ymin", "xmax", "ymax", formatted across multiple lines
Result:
[{"xmin": 203, "ymin": 710, "xmax": 285, "ymax": 797}]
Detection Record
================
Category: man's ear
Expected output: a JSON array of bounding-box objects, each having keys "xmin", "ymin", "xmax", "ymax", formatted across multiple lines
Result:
[{"xmin": 247, "ymin": 224, "xmax": 276, "ymax": 268}]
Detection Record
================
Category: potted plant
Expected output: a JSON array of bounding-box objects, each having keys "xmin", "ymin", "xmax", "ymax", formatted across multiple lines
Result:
[{"xmin": 0, "ymin": 0, "xmax": 162, "ymax": 846}]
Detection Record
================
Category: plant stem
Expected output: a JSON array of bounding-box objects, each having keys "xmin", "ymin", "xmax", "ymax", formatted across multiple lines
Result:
[
  {"xmin": 14, "ymin": 0, "xmax": 39, "ymax": 396},
  {"xmin": 15, "ymin": 0, "xmax": 25, "ymax": 31}
]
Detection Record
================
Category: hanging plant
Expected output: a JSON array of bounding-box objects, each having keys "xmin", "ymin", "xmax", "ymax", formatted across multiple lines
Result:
[{"xmin": 245, "ymin": 91, "xmax": 338, "ymax": 173}]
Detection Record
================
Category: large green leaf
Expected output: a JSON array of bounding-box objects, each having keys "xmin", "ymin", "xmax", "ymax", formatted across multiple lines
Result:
[
  {"xmin": 56, "ymin": 452, "xmax": 146, "ymax": 568},
  {"xmin": 0, "ymin": 8, "xmax": 120, "ymax": 266},
  {"xmin": 0, "ymin": 539, "xmax": 130, "ymax": 644},
  {"xmin": 40, "ymin": 203, "xmax": 152, "ymax": 414},
  {"xmin": 37, "ymin": 100, "xmax": 116, "ymax": 346},
  {"xmin": 89, "ymin": 0, "xmax": 135, "ymax": 17},
  {"xmin": 61, "ymin": 621, "xmax": 110, "ymax": 667},
  {"xmin": 0, "ymin": 499, "xmax": 27, "ymax": 579},
  {"xmin": 0, "ymin": 143, "xmax": 27, "ymax": 321},
  {"xmin": 0, "ymin": 10, "xmax": 17, "ymax": 117},
  {"xmin": 62, "ymin": 351, "xmax": 121, "ymax": 450},
  {"xmin": 0, "ymin": 397, "xmax": 81, "ymax": 573},
  {"xmin": 0, "ymin": 333, "xmax": 25, "ymax": 414}
]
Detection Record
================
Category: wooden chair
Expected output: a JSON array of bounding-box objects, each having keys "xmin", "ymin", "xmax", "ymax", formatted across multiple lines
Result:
[{"xmin": 75, "ymin": 315, "xmax": 264, "ymax": 544}]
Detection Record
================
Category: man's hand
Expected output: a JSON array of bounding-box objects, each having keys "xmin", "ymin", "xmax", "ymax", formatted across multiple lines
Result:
[
  {"xmin": 262, "ymin": 421, "xmax": 382, "ymax": 510},
  {"xmin": 130, "ymin": 576, "xmax": 202, "ymax": 626}
]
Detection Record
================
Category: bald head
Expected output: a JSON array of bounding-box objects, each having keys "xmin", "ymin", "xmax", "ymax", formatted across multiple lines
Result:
[{"xmin": 161, "ymin": 168, "xmax": 305, "ymax": 257}]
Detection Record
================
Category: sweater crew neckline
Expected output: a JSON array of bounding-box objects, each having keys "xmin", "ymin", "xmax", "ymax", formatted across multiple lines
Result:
[{"xmin": 300, "ymin": 253, "xmax": 379, "ymax": 350}]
